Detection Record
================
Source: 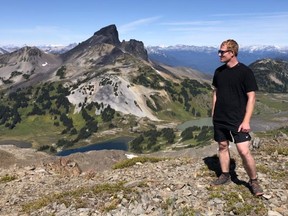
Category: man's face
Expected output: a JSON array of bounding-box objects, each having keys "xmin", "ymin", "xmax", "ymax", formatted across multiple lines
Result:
[{"xmin": 218, "ymin": 45, "xmax": 233, "ymax": 63}]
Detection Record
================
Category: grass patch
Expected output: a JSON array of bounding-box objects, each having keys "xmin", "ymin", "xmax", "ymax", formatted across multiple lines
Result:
[
  {"xmin": 22, "ymin": 181, "xmax": 135, "ymax": 214},
  {"xmin": 0, "ymin": 174, "xmax": 17, "ymax": 183},
  {"xmin": 208, "ymin": 185, "xmax": 267, "ymax": 215},
  {"xmin": 112, "ymin": 156, "xmax": 166, "ymax": 169},
  {"xmin": 157, "ymin": 102, "xmax": 193, "ymax": 122},
  {"xmin": 256, "ymin": 164, "xmax": 270, "ymax": 174},
  {"xmin": 155, "ymin": 95, "xmax": 211, "ymax": 123},
  {"xmin": 0, "ymin": 114, "xmax": 67, "ymax": 147},
  {"xmin": 255, "ymin": 93, "xmax": 288, "ymax": 113},
  {"xmin": 162, "ymin": 198, "xmax": 199, "ymax": 215},
  {"xmin": 196, "ymin": 165, "xmax": 215, "ymax": 178},
  {"xmin": 256, "ymin": 164, "xmax": 287, "ymax": 180},
  {"xmin": 262, "ymin": 145, "xmax": 288, "ymax": 156}
]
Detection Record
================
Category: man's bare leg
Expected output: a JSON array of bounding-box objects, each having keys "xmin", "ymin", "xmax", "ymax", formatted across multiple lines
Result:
[
  {"xmin": 236, "ymin": 141, "xmax": 257, "ymax": 179},
  {"xmin": 210, "ymin": 140, "xmax": 231, "ymax": 186},
  {"xmin": 236, "ymin": 141, "xmax": 263, "ymax": 196},
  {"xmin": 218, "ymin": 140, "xmax": 230, "ymax": 173}
]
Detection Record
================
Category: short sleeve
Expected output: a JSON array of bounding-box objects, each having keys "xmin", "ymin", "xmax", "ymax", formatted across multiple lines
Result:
[{"xmin": 244, "ymin": 68, "xmax": 258, "ymax": 92}]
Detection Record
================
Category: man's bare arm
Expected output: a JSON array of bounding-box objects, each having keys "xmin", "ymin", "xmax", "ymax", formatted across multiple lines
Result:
[
  {"xmin": 212, "ymin": 88, "xmax": 217, "ymax": 117},
  {"xmin": 238, "ymin": 91, "xmax": 256, "ymax": 132}
]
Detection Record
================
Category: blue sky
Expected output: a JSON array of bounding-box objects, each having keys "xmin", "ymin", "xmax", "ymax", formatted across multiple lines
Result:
[{"xmin": 1, "ymin": 0, "xmax": 287, "ymax": 47}]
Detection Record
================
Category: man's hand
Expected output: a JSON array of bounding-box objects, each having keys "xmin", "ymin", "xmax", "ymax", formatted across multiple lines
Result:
[{"xmin": 238, "ymin": 122, "xmax": 250, "ymax": 132}]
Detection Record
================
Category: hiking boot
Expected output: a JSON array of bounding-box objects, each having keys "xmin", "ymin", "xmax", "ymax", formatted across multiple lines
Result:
[
  {"xmin": 211, "ymin": 173, "xmax": 231, "ymax": 186},
  {"xmin": 249, "ymin": 179, "xmax": 264, "ymax": 196}
]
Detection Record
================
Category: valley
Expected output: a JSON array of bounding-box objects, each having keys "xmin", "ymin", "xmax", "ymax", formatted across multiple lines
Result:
[
  {"xmin": 0, "ymin": 24, "xmax": 288, "ymax": 156},
  {"xmin": 0, "ymin": 91, "xmax": 287, "ymax": 155}
]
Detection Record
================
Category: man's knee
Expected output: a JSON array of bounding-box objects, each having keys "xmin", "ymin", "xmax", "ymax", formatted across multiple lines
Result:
[
  {"xmin": 236, "ymin": 141, "xmax": 250, "ymax": 156},
  {"xmin": 218, "ymin": 141, "xmax": 229, "ymax": 151}
]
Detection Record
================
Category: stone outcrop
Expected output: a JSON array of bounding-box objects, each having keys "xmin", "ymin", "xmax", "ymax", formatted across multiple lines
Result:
[
  {"xmin": 121, "ymin": 39, "xmax": 148, "ymax": 61},
  {"xmin": 93, "ymin": 24, "xmax": 121, "ymax": 46}
]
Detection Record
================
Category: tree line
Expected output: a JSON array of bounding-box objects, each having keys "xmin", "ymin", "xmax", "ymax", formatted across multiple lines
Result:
[
  {"xmin": 129, "ymin": 125, "xmax": 213, "ymax": 153},
  {"xmin": 0, "ymin": 82, "xmax": 117, "ymax": 152}
]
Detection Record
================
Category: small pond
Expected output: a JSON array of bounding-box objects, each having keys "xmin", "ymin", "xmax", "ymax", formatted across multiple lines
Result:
[{"xmin": 57, "ymin": 136, "xmax": 133, "ymax": 156}]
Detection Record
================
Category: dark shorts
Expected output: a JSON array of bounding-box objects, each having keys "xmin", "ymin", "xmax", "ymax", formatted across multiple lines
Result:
[{"xmin": 214, "ymin": 127, "xmax": 251, "ymax": 144}]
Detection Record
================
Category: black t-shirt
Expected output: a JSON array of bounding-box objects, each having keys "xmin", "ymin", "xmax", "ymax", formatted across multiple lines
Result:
[{"xmin": 212, "ymin": 62, "xmax": 258, "ymax": 131}]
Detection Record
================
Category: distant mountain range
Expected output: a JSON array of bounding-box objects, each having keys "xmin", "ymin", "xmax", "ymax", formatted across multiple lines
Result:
[
  {"xmin": 1, "ymin": 43, "xmax": 288, "ymax": 74},
  {"xmin": 0, "ymin": 43, "xmax": 78, "ymax": 55},
  {"xmin": 146, "ymin": 45, "xmax": 288, "ymax": 74}
]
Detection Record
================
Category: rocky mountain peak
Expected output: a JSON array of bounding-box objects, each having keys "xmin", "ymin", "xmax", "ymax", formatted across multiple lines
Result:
[
  {"xmin": 60, "ymin": 24, "xmax": 122, "ymax": 62},
  {"xmin": 121, "ymin": 39, "xmax": 148, "ymax": 61},
  {"xmin": 0, "ymin": 45, "xmax": 62, "ymax": 89},
  {"xmin": 92, "ymin": 24, "xmax": 121, "ymax": 46},
  {"xmin": 15, "ymin": 46, "xmax": 43, "ymax": 60},
  {"xmin": 62, "ymin": 25, "xmax": 148, "ymax": 63}
]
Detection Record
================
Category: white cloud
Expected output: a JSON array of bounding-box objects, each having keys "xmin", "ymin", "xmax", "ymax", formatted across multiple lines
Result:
[
  {"xmin": 160, "ymin": 20, "xmax": 222, "ymax": 26},
  {"xmin": 118, "ymin": 16, "xmax": 161, "ymax": 33}
]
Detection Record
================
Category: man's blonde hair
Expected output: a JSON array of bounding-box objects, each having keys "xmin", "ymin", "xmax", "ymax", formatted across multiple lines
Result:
[{"xmin": 221, "ymin": 39, "xmax": 239, "ymax": 56}]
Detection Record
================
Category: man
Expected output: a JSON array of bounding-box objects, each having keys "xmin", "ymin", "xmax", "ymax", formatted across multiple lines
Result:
[{"xmin": 211, "ymin": 39, "xmax": 263, "ymax": 196}]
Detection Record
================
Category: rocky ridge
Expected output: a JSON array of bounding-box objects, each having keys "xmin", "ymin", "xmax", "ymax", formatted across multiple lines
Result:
[
  {"xmin": 0, "ymin": 133, "xmax": 287, "ymax": 216},
  {"xmin": 250, "ymin": 59, "xmax": 288, "ymax": 93}
]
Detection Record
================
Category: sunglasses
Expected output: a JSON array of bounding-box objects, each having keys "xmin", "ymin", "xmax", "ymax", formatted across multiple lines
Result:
[{"xmin": 218, "ymin": 50, "xmax": 231, "ymax": 55}]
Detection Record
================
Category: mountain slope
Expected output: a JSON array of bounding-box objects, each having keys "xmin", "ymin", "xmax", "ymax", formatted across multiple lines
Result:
[
  {"xmin": 0, "ymin": 46, "xmax": 62, "ymax": 90},
  {"xmin": 57, "ymin": 25, "xmax": 169, "ymax": 121},
  {"xmin": 0, "ymin": 47, "xmax": 9, "ymax": 54},
  {"xmin": 0, "ymin": 25, "xmax": 213, "ymax": 151},
  {"xmin": 250, "ymin": 59, "xmax": 288, "ymax": 93}
]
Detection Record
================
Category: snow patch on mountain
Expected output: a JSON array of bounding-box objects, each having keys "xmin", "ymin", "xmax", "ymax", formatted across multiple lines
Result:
[{"xmin": 147, "ymin": 44, "xmax": 288, "ymax": 53}]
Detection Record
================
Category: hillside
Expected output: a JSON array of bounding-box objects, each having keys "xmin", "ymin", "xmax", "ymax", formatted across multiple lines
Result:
[
  {"xmin": 0, "ymin": 24, "xmax": 213, "ymax": 154},
  {"xmin": 0, "ymin": 128, "xmax": 287, "ymax": 215},
  {"xmin": 250, "ymin": 59, "xmax": 288, "ymax": 93},
  {"xmin": 0, "ymin": 46, "xmax": 62, "ymax": 89}
]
